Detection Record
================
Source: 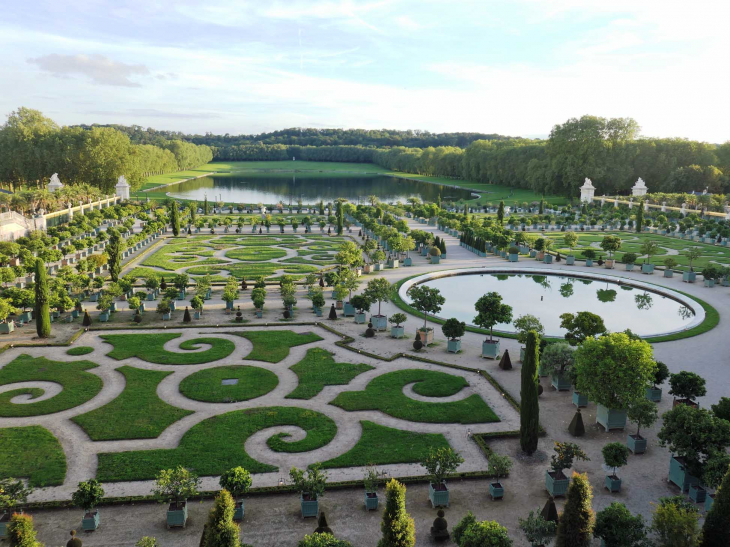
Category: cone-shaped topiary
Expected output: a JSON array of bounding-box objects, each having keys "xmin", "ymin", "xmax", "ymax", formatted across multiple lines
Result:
[
  {"xmin": 520, "ymin": 331, "xmax": 540, "ymax": 454},
  {"xmin": 183, "ymin": 307, "xmax": 191, "ymax": 323},
  {"xmin": 701, "ymin": 463, "xmax": 730, "ymax": 547},
  {"xmin": 499, "ymin": 349, "xmax": 512, "ymax": 370},
  {"xmin": 378, "ymin": 479, "xmax": 415, "ymax": 547},
  {"xmin": 569, "ymin": 408, "xmax": 585, "ymax": 437},
  {"xmin": 7, "ymin": 513, "xmax": 42, "ymax": 547},
  {"xmin": 541, "ymin": 496, "xmax": 558, "ymax": 524},
  {"xmin": 328, "ymin": 304, "xmax": 337, "ymax": 320},
  {"xmin": 314, "ymin": 512, "xmax": 333, "ymax": 535},
  {"xmin": 555, "ymin": 472, "xmax": 594, "ymax": 547},
  {"xmin": 82, "ymin": 310, "xmax": 92, "ymax": 327},
  {"xmin": 200, "ymin": 489, "xmax": 239, "ymax": 547},
  {"xmin": 34, "ymin": 259, "xmax": 51, "ymax": 338}
]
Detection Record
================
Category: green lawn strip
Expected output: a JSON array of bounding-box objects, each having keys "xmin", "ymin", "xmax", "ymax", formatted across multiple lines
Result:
[
  {"xmin": 320, "ymin": 421, "xmax": 450, "ymax": 469},
  {"xmin": 0, "ymin": 355, "xmax": 103, "ymax": 417},
  {"xmin": 224, "ymin": 247, "xmax": 288, "ymax": 261},
  {"xmin": 67, "ymin": 346, "xmax": 94, "ymax": 356},
  {"xmin": 0, "ymin": 426, "xmax": 67, "ymax": 486},
  {"xmin": 101, "ymin": 333, "xmax": 235, "ymax": 365},
  {"xmin": 330, "ymin": 369, "xmax": 499, "ymax": 424},
  {"xmin": 126, "ymin": 267, "xmax": 169, "ymax": 280},
  {"xmin": 185, "ymin": 262, "xmax": 319, "ymax": 280},
  {"xmin": 217, "ymin": 330, "xmax": 323, "ymax": 363},
  {"xmin": 642, "ymin": 290, "xmax": 720, "ymax": 343},
  {"xmin": 72, "ymin": 366, "xmax": 193, "ymax": 441},
  {"xmin": 281, "ymin": 257, "xmax": 335, "ymax": 266},
  {"xmin": 286, "ymin": 348, "xmax": 374, "ymax": 399},
  {"xmin": 179, "ymin": 365, "xmax": 279, "ymax": 403},
  {"xmin": 96, "ymin": 407, "xmax": 337, "ymax": 481}
]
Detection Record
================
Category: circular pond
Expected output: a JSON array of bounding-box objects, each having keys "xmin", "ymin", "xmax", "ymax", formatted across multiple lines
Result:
[{"xmin": 400, "ymin": 268, "xmax": 705, "ymax": 338}]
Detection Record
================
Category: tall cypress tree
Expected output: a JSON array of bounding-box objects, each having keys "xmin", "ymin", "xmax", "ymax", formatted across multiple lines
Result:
[
  {"xmin": 636, "ymin": 201, "xmax": 644, "ymax": 233},
  {"xmin": 107, "ymin": 232, "xmax": 124, "ymax": 282},
  {"xmin": 520, "ymin": 330, "xmax": 540, "ymax": 454},
  {"xmin": 336, "ymin": 201, "xmax": 343, "ymax": 235},
  {"xmin": 34, "ymin": 259, "xmax": 51, "ymax": 338},
  {"xmin": 555, "ymin": 472, "xmax": 594, "ymax": 547},
  {"xmin": 170, "ymin": 200, "xmax": 180, "ymax": 236},
  {"xmin": 497, "ymin": 201, "xmax": 505, "ymax": 225},
  {"xmin": 200, "ymin": 489, "xmax": 239, "ymax": 547},
  {"xmin": 204, "ymin": 196, "xmax": 209, "ymax": 215},
  {"xmin": 701, "ymin": 464, "xmax": 730, "ymax": 547},
  {"xmin": 378, "ymin": 479, "xmax": 415, "ymax": 547},
  {"xmin": 190, "ymin": 202, "xmax": 196, "ymax": 223}
]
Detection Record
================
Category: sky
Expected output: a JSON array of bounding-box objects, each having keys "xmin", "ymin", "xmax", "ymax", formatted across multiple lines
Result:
[{"xmin": 1, "ymin": 0, "xmax": 729, "ymax": 142}]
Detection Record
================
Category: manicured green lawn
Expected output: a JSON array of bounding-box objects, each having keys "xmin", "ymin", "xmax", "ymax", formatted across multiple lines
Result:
[
  {"xmin": 142, "ymin": 241, "xmax": 226, "ymax": 271},
  {"xmin": 186, "ymin": 262, "xmax": 319, "ymax": 280},
  {"xmin": 179, "ymin": 365, "xmax": 279, "ymax": 403},
  {"xmin": 320, "ymin": 421, "xmax": 450, "ymax": 469},
  {"xmin": 286, "ymin": 348, "xmax": 373, "ymax": 400},
  {"xmin": 330, "ymin": 369, "xmax": 499, "ymax": 424},
  {"xmin": 67, "ymin": 346, "xmax": 94, "ymax": 356},
  {"xmin": 96, "ymin": 407, "xmax": 337, "ymax": 481},
  {"xmin": 72, "ymin": 366, "xmax": 193, "ymax": 441},
  {"xmin": 101, "ymin": 333, "xmax": 235, "ymax": 365},
  {"xmin": 221, "ymin": 330, "xmax": 323, "ymax": 363},
  {"xmin": 225, "ymin": 247, "xmax": 288, "ymax": 261},
  {"xmin": 0, "ymin": 355, "xmax": 103, "ymax": 417},
  {"xmin": 0, "ymin": 426, "xmax": 67, "ymax": 486}
]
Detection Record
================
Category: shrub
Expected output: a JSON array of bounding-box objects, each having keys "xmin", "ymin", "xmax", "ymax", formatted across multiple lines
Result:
[
  {"xmin": 555, "ymin": 472, "xmax": 594, "ymax": 547},
  {"xmin": 378, "ymin": 479, "xmax": 415, "ymax": 547},
  {"xmin": 453, "ymin": 512, "xmax": 477, "ymax": 546},
  {"xmin": 289, "ymin": 463, "xmax": 327, "ymax": 499},
  {"xmin": 653, "ymin": 361, "xmax": 670, "ymax": 387},
  {"xmin": 701, "ymin": 463, "xmax": 730, "ymax": 547},
  {"xmin": 594, "ymin": 502, "xmax": 646, "ymax": 546},
  {"xmin": 219, "ymin": 466, "xmax": 252, "ymax": 499},
  {"xmin": 421, "ymin": 447, "xmax": 464, "ymax": 487},
  {"xmin": 550, "ymin": 442, "xmax": 589, "ymax": 476},
  {"xmin": 441, "ymin": 318, "xmax": 466, "ymax": 341},
  {"xmin": 200, "ymin": 489, "xmax": 239, "ymax": 547},
  {"xmin": 350, "ymin": 294, "xmax": 371, "ymax": 313},
  {"xmin": 459, "ymin": 520, "xmax": 512, "ymax": 547},
  {"xmin": 559, "ymin": 311, "xmax": 606, "ymax": 345},
  {"xmin": 508, "ymin": 246, "xmax": 519, "ymax": 254},
  {"xmin": 7, "ymin": 513, "xmax": 42, "ymax": 547},
  {"xmin": 711, "ymin": 397, "xmax": 730, "ymax": 422},
  {"xmin": 299, "ymin": 533, "xmax": 353, "ymax": 547},
  {"xmin": 520, "ymin": 330, "xmax": 540, "ymax": 454},
  {"xmin": 602, "ymin": 443, "xmax": 629, "ymax": 477},
  {"xmin": 513, "ymin": 314, "xmax": 544, "ymax": 344},
  {"xmin": 152, "ymin": 466, "xmax": 201, "ymax": 509},
  {"xmin": 72, "ymin": 479, "xmax": 105, "ymax": 512},
  {"xmin": 473, "ymin": 291, "xmax": 513, "ymax": 341},
  {"xmin": 669, "ymin": 371, "xmax": 707, "ymax": 403},
  {"xmin": 136, "ymin": 537, "xmax": 158, "ymax": 547},
  {"xmin": 651, "ymin": 498, "xmax": 701, "ymax": 547},
  {"xmin": 389, "ymin": 313, "xmax": 407, "ymax": 328},
  {"xmin": 519, "ymin": 510, "xmax": 556, "ymax": 547}
]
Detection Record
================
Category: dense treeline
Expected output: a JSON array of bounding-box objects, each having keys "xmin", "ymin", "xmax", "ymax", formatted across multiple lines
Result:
[
  {"xmin": 80, "ymin": 125, "xmax": 511, "ymax": 149},
  {"xmin": 375, "ymin": 117, "xmax": 730, "ymax": 197},
  {"xmin": 0, "ymin": 108, "xmax": 213, "ymax": 192}
]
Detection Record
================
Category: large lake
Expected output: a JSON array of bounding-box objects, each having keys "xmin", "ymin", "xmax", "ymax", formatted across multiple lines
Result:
[{"xmin": 167, "ymin": 173, "xmax": 472, "ymax": 205}]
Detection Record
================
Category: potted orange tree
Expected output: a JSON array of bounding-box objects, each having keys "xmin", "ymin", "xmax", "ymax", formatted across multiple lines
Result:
[
  {"xmin": 602, "ymin": 442, "xmax": 629, "ymax": 493},
  {"xmin": 545, "ymin": 442, "xmax": 589, "ymax": 497},
  {"xmin": 626, "ymin": 398, "xmax": 658, "ymax": 455},
  {"xmin": 72, "ymin": 479, "xmax": 105, "ymax": 531},
  {"xmin": 219, "ymin": 466, "xmax": 251, "ymax": 521},
  {"xmin": 474, "ymin": 291, "xmax": 513, "ymax": 359},
  {"xmin": 0, "ymin": 479, "xmax": 32, "ymax": 539},
  {"xmin": 422, "ymin": 447, "xmax": 464, "ymax": 508},
  {"xmin": 152, "ymin": 466, "xmax": 200, "ymax": 529},
  {"xmin": 406, "ymin": 284, "xmax": 444, "ymax": 345},
  {"xmin": 290, "ymin": 464, "xmax": 327, "ymax": 518}
]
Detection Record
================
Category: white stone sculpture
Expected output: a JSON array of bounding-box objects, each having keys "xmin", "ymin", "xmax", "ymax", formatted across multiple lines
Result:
[
  {"xmin": 115, "ymin": 175, "xmax": 130, "ymax": 200},
  {"xmin": 580, "ymin": 178, "xmax": 595, "ymax": 203},
  {"xmin": 48, "ymin": 173, "xmax": 63, "ymax": 193},
  {"xmin": 632, "ymin": 177, "xmax": 648, "ymax": 196}
]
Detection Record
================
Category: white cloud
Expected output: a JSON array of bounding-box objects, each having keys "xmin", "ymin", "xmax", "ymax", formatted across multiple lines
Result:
[{"xmin": 27, "ymin": 53, "xmax": 149, "ymax": 87}]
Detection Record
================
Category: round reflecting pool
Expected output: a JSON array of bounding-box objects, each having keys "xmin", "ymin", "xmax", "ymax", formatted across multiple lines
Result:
[{"xmin": 400, "ymin": 268, "xmax": 704, "ymax": 338}]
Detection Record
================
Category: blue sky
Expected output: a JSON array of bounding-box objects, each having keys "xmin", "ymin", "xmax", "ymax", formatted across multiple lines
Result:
[{"xmin": 2, "ymin": 0, "xmax": 728, "ymax": 142}]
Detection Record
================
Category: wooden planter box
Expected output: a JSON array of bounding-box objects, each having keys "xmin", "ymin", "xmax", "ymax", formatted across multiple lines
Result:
[
  {"xmin": 354, "ymin": 312, "xmax": 367, "ymax": 324},
  {"xmin": 642, "ymin": 264, "xmax": 655, "ymax": 274},
  {"xmin": 683, "ymin": 271, "xmax": 697, "ymax": 283},
  {"xmin": 365, "ymin": 491, "xmax": 379, "ymax": 511},
  {"xmin": 390, "ymin": 326, "xmax": 405, "ymax": 338},
  {"xmin": 481, "ymin": 339, "xmax": 500, "ymax": 359},
  {"xmin": 418, "ymin": 328, "xmax": 434, "ymax": 344},
  {"xmin": 82, "ymin": 510, "xmax": 100, "ymax": 531},
  {"xmin": 585, "ymin": 259, "xmax": 593, "ymax": 267},
  {"xmin": 300, "ymin": 495, "xmax": 319, "ymax": 518},
  {"xmin": 429, "ymin": 482, "xmax": 449, "ymax": 508},
  {"xmin": 627, "ymin": 434, "xmax": 647, "ymax": 454},
  {"xmin": 605, "ymin": 475, "xmax": 622, "ymax": 493},
  {"xmin": 668, "ymin": 456, "xmax": 700, "ymax": 492},
  {"xmin": 545, "ymin": 470, "xmax": 569, "ymax": 497},
  {"xmin": 403, "ymin": 257, "xmax": 413, "ymax": 266},
  {"xmin": 0, "ymin": 322, "xmax": 14, "ymax": 334},
  {"xmin": 343, "ymin": 302, "xmax": 356, "ymax": 317},
  {"xmin": 508, "ymin": 253, "xmax": 519, "ymax": 262},
  {"xmin": 566, "ymin": 256, "xmax": 575, "ymax": 265},
  {"xmin": 314, "ymin": 308, "xmax": 323, "ymax": 317},
  {"xmin": 544, "ymin": 254, "xmax": 553, "ymax": 264},
  {"xmin": 596, "ymin": 404, "xmax": 627, "ymax": 431},
  {"xmin": 572, "ymin": 390, "xmax": 589, "ymax": 408},
  {"xmin": 167, "ymin": 502, "xmax": 188, "ymax": 528},
  {"xmin": 705, "ymin": 493, "xmax": 715, "ymax": 512},
  {"xmin": 551, "ymin": 373, "xmax": 571, "ymax": 391},
  {"xmin": 689, "ymin": 484, "xmax": 706, "ymax": 503},
  {"xmin": 489, "ymin": 482, "xmax": 504, "ymax": 500},
  {"xmin": 371, "ymin": 315, "xmax": 388, "ymax": 331},
  {"xmin": 447, "ymin": 339, "xmax": 461, "ymax": 353}
]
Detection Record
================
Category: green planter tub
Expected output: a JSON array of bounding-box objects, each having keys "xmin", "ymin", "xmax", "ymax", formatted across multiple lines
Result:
[
  {"xmin": 390, "ymin": 326, "xmax": 405, "ymax": 338},
  {"xmin": 605, "ymin": 475, "xmax": 621, "ymax": 493},
  {"xmin": 572, "ymin": 390, "xmax": 589, "ymax": 408},
  {"xmin": 646, "ymin": 387, "xmax": 662, "ymax": 402},
  {"xmin": 668, "ymin": 456, "xmax": 700, "ymax": 492},
  {"xmin": 0, "ymin": 322, "xmax": 13, "ymax": 334},
  {"xmin": 566, "ymin": 256, "xmax": 575, "ymax": 265},
  {"xmin": 371, "ymin": 315, "xmax": 388, "ymax": 331},
  {"xmin": 508, "ymin": 253, "xmax": 519, "ymax": 262},
  {"xmin": 641, "ymin": 264, "xmax": 655, "ymax": 274},
  {"xmin": 488, "ymin": 482, "xmax": 504, "ymax": 500},
  {"xmin": 82, "ymin": 510, "xmax": 100, "ymax": 531},
  {"xmin": 551, "ymin": 373, "xmax": 571, "ymax": 391},
  {"xmin": 683, "ymin": 271, "xmax": 697, "ymax": 283},
  {"xmin": 233, "ymin": 500, "xmax": 245, "ymax": 521},
  {"xmin": 447, "ymin": 339, "xmax": 461, "ymax": 353},
  {"xmin": 343, "ymin": 302, "xmax": 356, "ymax": 317},
  {"xmin": 705, "ymin": 493, "xmax": 715, "ymax": 512},
  {"xmin": 664, "ymin": 269, "xmax": 674, "ymax": 278},
  {"xmin": 300, "ymin": 495, "xmax": 319, "ymax": 518},
  {"xmin": 365, "ymin": 491, "xmax": 379, "ymax": 511},
  {"xmin": 481, "ymin": 340, "xmax": 500, "ymax": 359},
  {"xmin": 689, "ymin": 484, "xmax": 706, "ymax": 503},
  {"xmin": 627, "ymin": 434, "xmax": 647, "ymax": 454},
  {"xmin": 429, "ymin": 482, "xmax": 450, "ymax": 508},
  {"xmin": 166, "ymin": 502, "xmax": 188, "ymax": 528},
  {"xmin": 354, "ymin": 312, "xmax": 367, "ymax": 324},
  {"xmin": 544, "ymin": 254, "xmax": 553, "ymax": 264},
  {"xmin": 545, "ymin": 471, "xmax": 569, "ymax": 497},
  {"xmin": 596, "ymin": 404, "xmax": 627, "ymax": 431},
  {"xmin": 585, "ymin": 259, "xmax": 593, "ymax": 267}
]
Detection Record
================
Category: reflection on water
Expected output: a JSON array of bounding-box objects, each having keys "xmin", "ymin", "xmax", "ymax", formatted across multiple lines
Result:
[
  {"xmin": 414, "ymin": 273, "xmax": 695, "ymax": 337},
  {"xmin": 168, "ymin": 174, "xmax": 473, "ymax": 204}
]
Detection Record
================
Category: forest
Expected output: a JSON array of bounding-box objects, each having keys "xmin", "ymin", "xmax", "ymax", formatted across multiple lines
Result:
[{"xmin": 0, "ymin": 108, "xmax": 213, "ymax": 192}]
